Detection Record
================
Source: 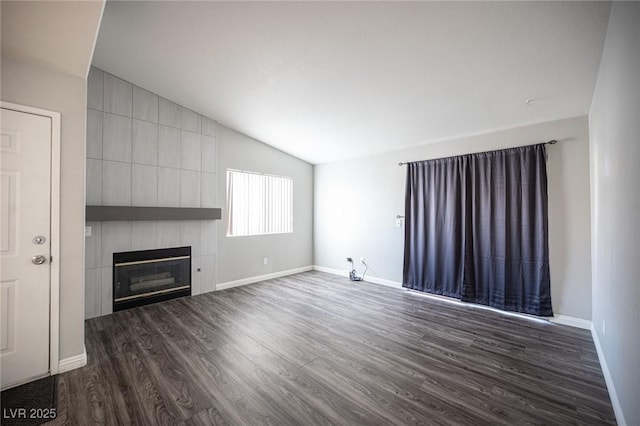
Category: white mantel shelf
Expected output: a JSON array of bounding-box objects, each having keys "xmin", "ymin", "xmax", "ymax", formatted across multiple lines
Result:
[{"xmin": 86, "ymin": 206, "xmax": 221, "ymax": 222}]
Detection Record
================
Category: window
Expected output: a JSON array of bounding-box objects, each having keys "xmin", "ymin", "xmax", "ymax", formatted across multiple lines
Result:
[{"xmin": 226, "ymin": 169, "xmax": 293, "ymax": 236}]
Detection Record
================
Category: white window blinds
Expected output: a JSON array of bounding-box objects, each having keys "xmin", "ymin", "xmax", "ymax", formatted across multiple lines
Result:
[{"xmin": 226, "ymin": 169, "xmax": 293, "ymax": 236}]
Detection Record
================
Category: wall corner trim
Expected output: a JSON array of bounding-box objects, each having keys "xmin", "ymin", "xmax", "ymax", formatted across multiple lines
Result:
[
  {"xmin": 591, "ymin": 325, "xmax": 628, "ymax": 426},
  {"xmin": 216, "ymin": 266, "xmax": 313, "ymax": 291},
  {"xmin": 58, "ymin": 345, "xmax": 87, "ymax": 374},
  {"xmin": 549, "ymin": 315, "xmax": 592, "ymax": 330}
]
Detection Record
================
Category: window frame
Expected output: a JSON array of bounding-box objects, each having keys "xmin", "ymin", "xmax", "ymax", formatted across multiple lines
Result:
[{"xmin": 226, "ymin": 168, "xmax": 294, "ymax": 237}]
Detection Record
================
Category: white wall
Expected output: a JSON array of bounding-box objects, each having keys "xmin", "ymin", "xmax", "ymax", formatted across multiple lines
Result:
[
  {"xmin": 589, "ymin": 2, "xmax": 640, "ymax": 424},
  {"xmin": 1, "ymin": 56, "xmax": 87, "ymax": 360},
  {"xmin": 217, "ymin": 126, "xmax": 314, "ymax": 284},
  {"xmin": 314, "ymin": 116, "xmax": 592, "ymax": 320}
]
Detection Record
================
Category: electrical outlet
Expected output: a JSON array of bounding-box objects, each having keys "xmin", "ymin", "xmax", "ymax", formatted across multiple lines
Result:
[
  {"xmin": 263, "ymin": 257, "xmax": 268, "ymax": 265},
  {"xmin": 84, "ymin": 226, "xmax": 92, "ymax": 237}
]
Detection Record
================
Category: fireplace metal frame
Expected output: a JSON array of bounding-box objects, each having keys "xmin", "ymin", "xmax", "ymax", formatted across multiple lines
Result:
[{"xmin": 113, "ymin": 246, "xmax": 191, "ymax": 312}]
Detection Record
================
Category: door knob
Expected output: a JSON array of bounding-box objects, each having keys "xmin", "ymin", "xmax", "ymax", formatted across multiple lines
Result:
[{"xmin": 32, "ymin": 255, "xmax": 47, "ymax": 265}]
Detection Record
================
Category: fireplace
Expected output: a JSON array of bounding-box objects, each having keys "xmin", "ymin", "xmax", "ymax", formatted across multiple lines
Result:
[{"xmin": 113, "ymin": 246, "xmax": 191, "ymax": 312}]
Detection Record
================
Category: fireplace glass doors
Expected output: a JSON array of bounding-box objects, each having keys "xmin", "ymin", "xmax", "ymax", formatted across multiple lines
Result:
[{"xmin": 113, "ymin": 246, "xmax": 191, "ymax": 312}]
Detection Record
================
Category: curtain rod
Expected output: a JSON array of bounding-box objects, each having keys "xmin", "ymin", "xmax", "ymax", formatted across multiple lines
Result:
[{"xmin": 398, "ymin": 140, "xmax": 557, "ymax": 166}]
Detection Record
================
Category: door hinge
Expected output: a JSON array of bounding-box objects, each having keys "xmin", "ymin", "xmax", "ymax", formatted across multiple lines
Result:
[{"xmin": 50, "ymin": 256, "xmax": 53, "ymax": 263}]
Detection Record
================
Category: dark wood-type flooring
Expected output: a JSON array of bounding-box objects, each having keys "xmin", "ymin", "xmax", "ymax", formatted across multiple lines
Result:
[{"xmin": 48, "ymin": 271, "xmax": 615, "ymax": 425}]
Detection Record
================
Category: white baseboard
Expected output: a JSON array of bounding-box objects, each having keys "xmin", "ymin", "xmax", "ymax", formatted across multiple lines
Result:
[
  {"xmin": 58, "ymin": 345, "xmax": 87, "ymax": 373},
  {"xmin": 216, "ymin": 266, "xmax": 313, "ymax": 291},
  {"xmin": 312, "ymin": 265, "xmax": 348, "ymax": 277},
  {"xmin": 550, "ymin": 315, "xmax": 592, "ymax": 330},
  {"xmin": 312, "ymin": 265, "xmax": 403, "ymax": 288},
  {"xmin": 363, "ymin": 274, "xmax": 403, "ymax": 289},
  {"xmin": 219, "ymin": 265, "xmax": 624, "ymax": 422},
  {"xmin": 591, "ymin": 325, "xmax": 627, "ymax": 426},
  {"xmin": 312, "ymin": 266, "xmax": 594, "ymax": 331}
]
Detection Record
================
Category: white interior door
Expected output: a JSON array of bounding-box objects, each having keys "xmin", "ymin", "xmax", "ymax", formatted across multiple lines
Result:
[{"xmin": 1, "ymin": 107, "xmax": 52, "ymax": 390}]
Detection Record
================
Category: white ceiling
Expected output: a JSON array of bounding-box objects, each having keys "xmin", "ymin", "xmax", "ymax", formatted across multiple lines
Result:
[
  {"xmin": 1, "ymin": 0, "xmax": 104, "ymax": 78},
  {"xmin": 93, "ymin": 1, "xmax": 610, "ymax": 164}
]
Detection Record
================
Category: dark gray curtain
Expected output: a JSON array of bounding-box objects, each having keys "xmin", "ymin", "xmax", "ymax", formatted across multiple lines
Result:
[
  {"xmin": 402, "ymin": 144, "xmax": 553, "ymax": 317},
  {"xmin": 403, "ymin": 158, "xmax": 466, "ymax": 298}
]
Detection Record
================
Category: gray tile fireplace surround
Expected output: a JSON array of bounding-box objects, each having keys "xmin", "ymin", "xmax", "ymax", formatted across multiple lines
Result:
[{"xmin": 85, "ymin": 67, "xmax": 219, "ymax": 319}]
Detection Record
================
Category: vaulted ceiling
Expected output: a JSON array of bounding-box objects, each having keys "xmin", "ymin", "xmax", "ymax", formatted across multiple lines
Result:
[
  {"xmin": 93, "ymin": 1, "xmax": 610, "ymax": 164},
  {"xmin": 1, "ymin": 0, "xmax": 104, "ymax": 78}
]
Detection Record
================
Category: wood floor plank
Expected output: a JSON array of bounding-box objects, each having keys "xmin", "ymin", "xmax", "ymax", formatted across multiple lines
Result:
[{"xmin": 48, "ymin": 271, "xmax": 616, "ymax": 425}]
